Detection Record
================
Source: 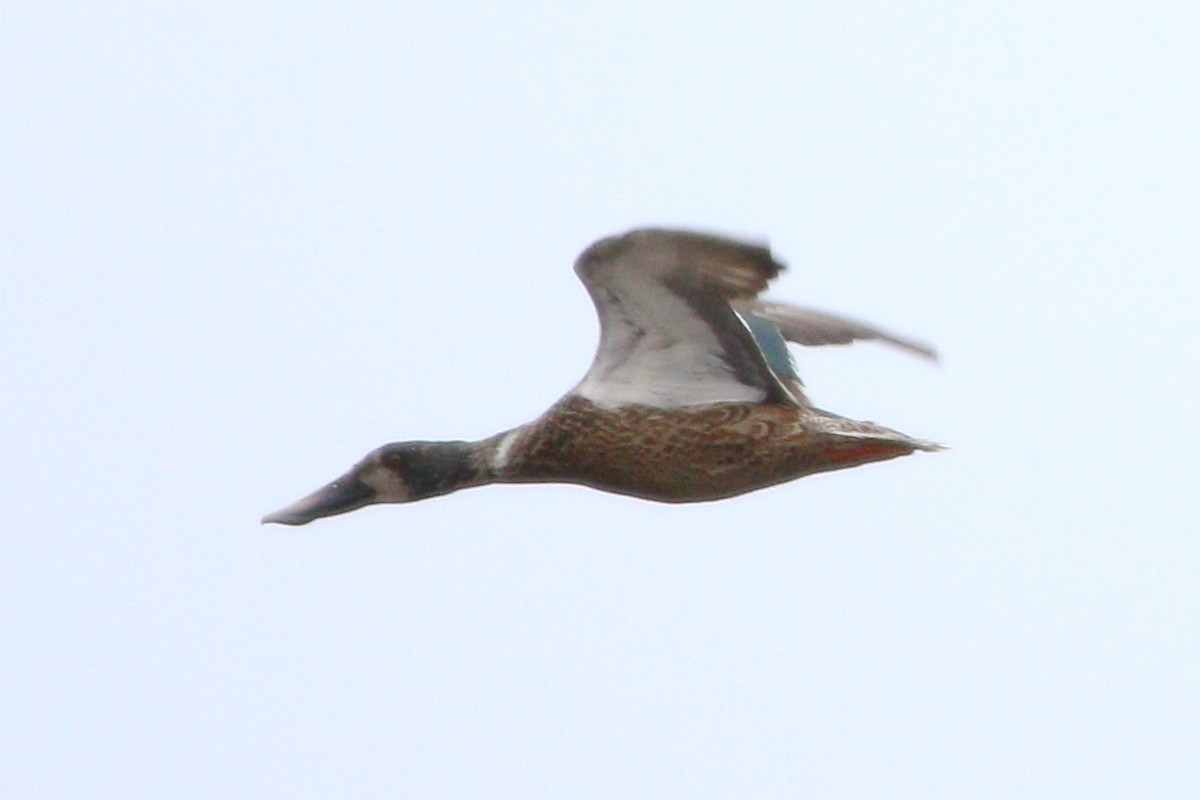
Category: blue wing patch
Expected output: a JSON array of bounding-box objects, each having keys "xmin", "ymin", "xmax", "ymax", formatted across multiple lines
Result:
[{"xmin": 742, "ymin": 312, "xmax": 802, "ymax": 386}]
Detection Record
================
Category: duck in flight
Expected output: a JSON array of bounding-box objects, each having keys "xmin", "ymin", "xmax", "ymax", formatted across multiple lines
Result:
[{"xmin": 264, "ymin": 228, "xmax": 940, "ymax": 525}]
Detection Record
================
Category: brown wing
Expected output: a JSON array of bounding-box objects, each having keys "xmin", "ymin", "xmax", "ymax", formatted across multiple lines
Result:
[
  {"xmin": 571, "ymin": 229, "xmax": 800, "ymax": 409},
  {"xmin": 741, "ymin": 300, "xmax": 939, "ymax": 361}
]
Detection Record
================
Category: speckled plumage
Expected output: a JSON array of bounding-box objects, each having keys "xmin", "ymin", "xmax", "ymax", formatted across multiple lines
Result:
[
  {"xmin": 490, "ymin": 396, "xmax": 938, "ymax": 502},
  {"xmin": 263, "ymin": 227, "xmax": 940, "ymax": 526}
]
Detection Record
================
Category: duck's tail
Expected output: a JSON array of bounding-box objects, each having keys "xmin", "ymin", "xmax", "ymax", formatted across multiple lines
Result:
[{"xmin": 811, "ymin": 412, "xmax": 944, "ymax": 469}]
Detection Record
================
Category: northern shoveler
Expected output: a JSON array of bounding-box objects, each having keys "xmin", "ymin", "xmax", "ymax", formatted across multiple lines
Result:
[{"xmin": 264, "ymin": 228, "xmax": 940, "ymax": 525}]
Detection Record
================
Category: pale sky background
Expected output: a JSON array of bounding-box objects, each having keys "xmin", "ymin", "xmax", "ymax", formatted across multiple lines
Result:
[{"xmin": 3, "ymin": 2, "xmax": 1198, "ymax": 798}]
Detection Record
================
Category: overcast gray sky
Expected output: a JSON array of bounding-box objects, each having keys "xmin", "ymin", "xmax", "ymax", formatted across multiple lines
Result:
[{"xmin": 4, "ymin": 2, "xmax": 1198, "ymax": 798}]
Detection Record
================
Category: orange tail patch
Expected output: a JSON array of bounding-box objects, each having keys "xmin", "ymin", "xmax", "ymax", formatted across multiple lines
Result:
[{"xmin": 823, "ymin": 440, "xmax": 914, "ymax": 465}]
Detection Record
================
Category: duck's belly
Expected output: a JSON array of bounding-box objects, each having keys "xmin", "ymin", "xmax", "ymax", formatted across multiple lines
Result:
[{"xmin": 505, "ymin": 398, "xmax": 914, "ymax": 503}]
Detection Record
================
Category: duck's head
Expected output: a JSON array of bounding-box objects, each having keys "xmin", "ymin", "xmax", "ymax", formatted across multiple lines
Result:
[{"xmin": 262, "ymin": 440, "xmax": 481, "ymax": 526}]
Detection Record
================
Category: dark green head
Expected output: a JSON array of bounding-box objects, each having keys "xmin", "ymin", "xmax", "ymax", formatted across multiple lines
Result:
[{"xmin": 262, "ymin": 440, "xmax": 484, "ymax": 526}]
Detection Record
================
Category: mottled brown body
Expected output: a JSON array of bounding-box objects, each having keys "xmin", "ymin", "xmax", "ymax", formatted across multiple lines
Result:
[
  {"xmin": 493, "ymin": 395, "xmax": 933, "ymax": 502},
  {"xmin": 262, "ymin": 228, "xmax": 941, "ymax": 525}
]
